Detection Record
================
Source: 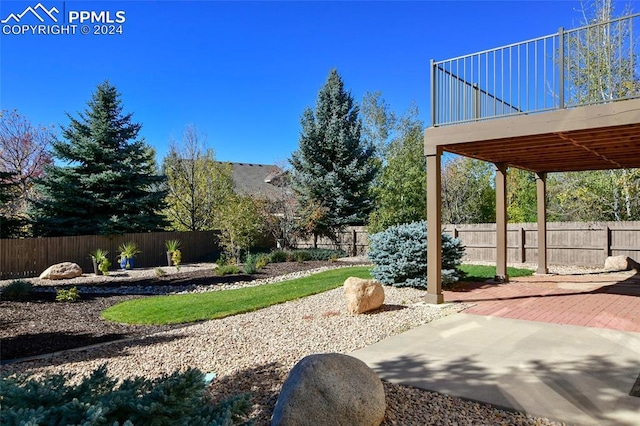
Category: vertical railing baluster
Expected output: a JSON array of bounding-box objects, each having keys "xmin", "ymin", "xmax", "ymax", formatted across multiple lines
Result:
[
  {"xmin": 430, "ymin": 59, "xmax": 436, "ymax": 125},
  {"xmin": 559, "ymin": 27, "xmax": 565, "ymax": 108}
]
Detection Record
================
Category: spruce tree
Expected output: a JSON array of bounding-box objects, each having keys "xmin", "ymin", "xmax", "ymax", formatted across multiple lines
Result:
[
  {"xmin": 290, "ymin": 69, "xmax": 378, "ymax": 242},
  {"xmin": 32, "ymin": 81, "xmax": 166, "ymax": 236}
]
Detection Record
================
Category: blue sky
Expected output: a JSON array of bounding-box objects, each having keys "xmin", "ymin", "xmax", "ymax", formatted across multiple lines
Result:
[{"xmin": 0, "ymin": 0, "xmax": 615, "ymax": 165}]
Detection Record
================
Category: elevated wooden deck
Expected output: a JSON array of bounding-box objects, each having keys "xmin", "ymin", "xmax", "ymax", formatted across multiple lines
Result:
[{"xmin": 425, "ymin": 98, "xmax": 640, "ymax": 172}]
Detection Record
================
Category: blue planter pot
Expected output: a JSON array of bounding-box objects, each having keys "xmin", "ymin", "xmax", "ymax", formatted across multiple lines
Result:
[{"xmin": 120, "ymin": 257, "xmax": 134, "ymax": 270}]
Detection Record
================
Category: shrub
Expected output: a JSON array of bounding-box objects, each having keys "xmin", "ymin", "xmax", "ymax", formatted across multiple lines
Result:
[
  {"xmin": 171, "ymin": 249, "xmax": 182, "ymax": 271},
  {"xmin": 269, "ymin": 250, "xmax": 288, "ymax": 263},
  {"xmin": 299, "ymin": 248, "xmax": 346, "ymax": 261},
  {"xmin": 215, "ymin": 264, "xmax": 242, "ymax": 276},
  {"xmin": 255, "ymin": 253, "xmax": 270, "ymax": 269},
  {"xmin": 0, "ymin": 364, "xmax": 250, "ymax": 425},
  {"xmin": 2, "ymin": 280, "xmax": 33, "ymax": 300},
  {"xmin": 55, "ymin": 287, "xmax": 80, "ymax": 302},
  {"xmin": 268, "ymin": 248, "xmax": 346, "ymax": 263},
  {"xmin": 367, "ymin": 220, "xmax": 465, "ymax": 289},
  {"xmin": 294, "ymin": 250, "xmax": 311, "ymax": 263},
  {"xmin": 90, "ymin": 249, "xmax": 110, "ymax": 275},
  {"xmin": 165, "ymin": 239, "xmax": 181, "ymax": 253},
  {"xmin": 98, "ymin": 257, "xmax": 111, "ymax": 275},
  {"xmin": 243, "ymin": 253, "xmax": 258, "ymax": 274}
]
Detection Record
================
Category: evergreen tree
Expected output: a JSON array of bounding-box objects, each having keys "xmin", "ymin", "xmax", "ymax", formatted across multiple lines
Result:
[
  {"xmin": 31, "ymin": 81, "xmax": 166, "ymax": 236},
  {"xmin": 290, "ymin": 69, "xmax": 377, "ymax": 243}
]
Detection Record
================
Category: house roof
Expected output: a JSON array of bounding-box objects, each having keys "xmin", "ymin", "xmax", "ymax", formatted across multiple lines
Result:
[{"xmin": 223, "ymin": 162, "xmax": 288, "ymax": 200}]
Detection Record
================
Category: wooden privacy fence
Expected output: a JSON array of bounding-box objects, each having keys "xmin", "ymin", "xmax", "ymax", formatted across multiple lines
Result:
[
  {"xmin": 294, "ymin": 222, "xmax": 640, "ymax": 268},
  {"xmin": 3, "ymin": 222, "xmax": 639, "ymax": 279},
  {"xmin": 443, "ymin": 221, "xmax": 640, "ymax": 267},
  {"xmin": 0, "ymin": 231, "xmax": 219, "ymax": 280},
  {"xmin": 295, "ymin": 226, "xmax": 368, "ymax": 256}
]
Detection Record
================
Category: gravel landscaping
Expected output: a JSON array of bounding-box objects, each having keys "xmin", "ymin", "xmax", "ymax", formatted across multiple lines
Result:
[{"xmin": 1, "ymin": 260, "xmax": 568, "ymax": 425}]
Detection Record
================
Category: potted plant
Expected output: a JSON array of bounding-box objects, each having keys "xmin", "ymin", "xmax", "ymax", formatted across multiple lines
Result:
[
  {"xmin": 118, "ymin": 242, "xmax": 141, "ymax": 270},
  {"xmin": 165, "ymin": 239, "xmax": 181, "ymax": 267},
  {"xmin": 90, "ymin": 249, "xmax": 111, "ymax": 275}
]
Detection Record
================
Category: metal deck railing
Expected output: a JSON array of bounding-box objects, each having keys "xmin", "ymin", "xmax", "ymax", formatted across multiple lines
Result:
[{"xmin": 431, "ymin": 13, "xmax": 640, "ymax": 126}]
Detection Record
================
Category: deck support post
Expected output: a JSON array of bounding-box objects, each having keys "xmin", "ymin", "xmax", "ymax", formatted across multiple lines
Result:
[
  {"xmin": 536, "ymin": 172, "xmax": 549, "ymax": 274},
  {"xmin": 495, "ymin": 163, "xmax": 509, "ymax": 283},
  {"xmin": 425, "ymin": 145, "xmax": 444, "ymax": 304}
]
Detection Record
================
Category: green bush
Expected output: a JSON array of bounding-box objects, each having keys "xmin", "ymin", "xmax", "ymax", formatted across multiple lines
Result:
[
  {"xmin": 243, "ymin": 253, "xmax": 258, "ymax": 274},
  {"xmin": 294, "ymin": 250, "xmax": 311, "ymax": 263},
  {"xmin": 269, "ymin": 248, "xmax": 346, "ymax": 263},
  {"xmin": 0, "ymin": 364, "xmax": 250, "ymax": 425},
  {"xmin": 367, "ymin": 220, "xmax": 465, "ymax": 289},
  {"xmin": 255, "ymin": 253, "xmax": 270, "ymax": 269},
  {"xmin": 172, "ymin": 249, "xmax": 182, "ymax": 271},
  {"xmin": 2, "ymin": 280, "xmax": 33, "ymax": 300},
  {"xmin": 55, "ymin": 286, "xmax": 80, "ymax": 302},
  {"xmin": 269, "ymin": 250, "xmax": 288, "ymax": 263},
  {"xmin": 298, "ymin": 248, "xmax": 346, "ymax": 261},
  {"xmin": 216, "ymin": 264, "xmax": 242, "ymax": 276}
]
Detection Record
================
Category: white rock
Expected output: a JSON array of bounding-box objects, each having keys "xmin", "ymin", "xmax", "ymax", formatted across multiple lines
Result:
[
  {"xmin": 344, "ymin": 276, "xmax": 385, "ymax": 314},
  {"xmin": 39, "ymin": 262, "xmax": 83, "ymax": 280},
  {"xmin": 604, "ymin": 256, "xmax": 640, "ymax": 272}
]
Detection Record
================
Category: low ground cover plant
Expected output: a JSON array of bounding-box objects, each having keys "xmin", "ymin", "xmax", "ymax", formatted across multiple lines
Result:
[
  {"xmin": 215, "ymin": 264, "xmax": 242, "ymax": 276},
  {"xmin": 102, "ymin": 266, "xmax": 372, "ymax": 325},
  {"xmin": 55, "ymin": 286, "xmax": 80, "ymax": 302},
  {"xmin": 1, "ymin": 280, "xmax": 33, "ymax": 300},
  {"xmin": 368, "ymin": 220, "xmax": 465, "ymax": 289},
  {"xmin": 0, "ymin": 364, "xmax": 250, "ymax": 425},
  {"xmin": 268, "ymin": 248, "xmax": 346, "ymax": 263}
]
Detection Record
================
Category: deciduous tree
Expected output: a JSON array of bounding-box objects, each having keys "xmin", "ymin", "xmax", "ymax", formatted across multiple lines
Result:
[
  {"xmin": 442, "ymin": 156, "xmax": 495, "ymax": 224},
  {"xmin": 368, "ymin": 103, "xmax": 425, "ymax": 233},
  {"xmin": 0, "ymin": 110, "xmax": 53, "ymax": 236},
  {"xmin": 162, "ymin": 125, "xmax": 234, "ymax": 231},
  {"xmin": 218, "ymin": 194, "xmax": 264, "ymax": 260},
  {"xmin": 553, "ymin": 0, "xmax": 640, "ymax": 221}
]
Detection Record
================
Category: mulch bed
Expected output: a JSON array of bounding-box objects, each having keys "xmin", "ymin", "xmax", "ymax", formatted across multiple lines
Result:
[{"xmin": 0, "ymin": 261, "xmax": 340, "ymax": 362}]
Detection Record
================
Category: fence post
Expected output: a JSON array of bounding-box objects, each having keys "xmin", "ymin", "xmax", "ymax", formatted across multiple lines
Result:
[
  {"xmin": 604, "ymin": 225, "xmax": 611, "ymax": 258},
  {"xmin": 351, "ymin": 228, "xmax": 357, "ymax": 257},
  {"xmin": 520, "ymin": 227, "xmax": 526, "ymax": 263}
]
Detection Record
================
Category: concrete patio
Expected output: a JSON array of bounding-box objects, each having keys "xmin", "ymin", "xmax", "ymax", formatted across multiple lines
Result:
[{"xmin": 352, "ymin": 271, "xmax": 640, "ymax": 425}]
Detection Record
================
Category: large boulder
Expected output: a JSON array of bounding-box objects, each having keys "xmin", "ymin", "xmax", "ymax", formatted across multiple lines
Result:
[
  {"xmin": 271, "ymin": 353, "xmax": 386, "ymax": 426},
  {"xmin": 39, "ymin": 262, "xmax": 83, "ymax": 280},
  {"xmin": 604, "ymin": 256, "xmax": 640, "ymax": 272},
  {"xmin": 344, "ymin": 277, "xmax": 385, "ymax": 314}
]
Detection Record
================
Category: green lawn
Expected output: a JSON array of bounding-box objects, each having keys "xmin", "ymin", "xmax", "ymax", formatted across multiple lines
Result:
[
  {"xmin": 102, "ymin": 266, "xmax": 372, "ymax": 325},
  {"xmin": 458, "ymin": 264, "xmax": 534, "ymax": 282}
]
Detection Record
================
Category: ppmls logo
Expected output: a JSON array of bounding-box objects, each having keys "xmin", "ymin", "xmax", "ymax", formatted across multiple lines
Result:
[
  {"xmin": 2, "ymin": 2, "xmax": 126, "ymax": 36},
  {"xmin": 1, "ymin": 2, "xmax": 59, "ymax": 23}
]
